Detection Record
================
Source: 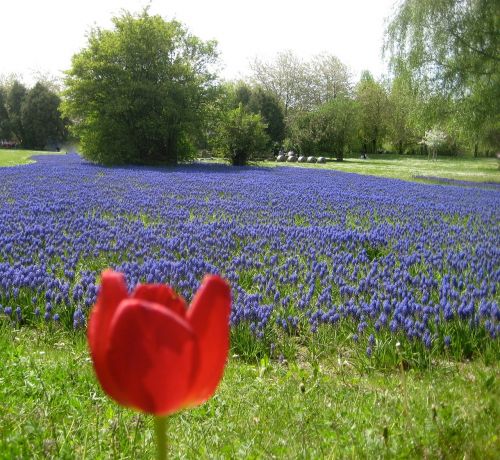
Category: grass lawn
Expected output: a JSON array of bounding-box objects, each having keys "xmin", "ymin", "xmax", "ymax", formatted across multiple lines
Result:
[
  {"xmin": 2, "ymin": 148, "xmax": 498, "ymax": 184},
  {"xmin": 0, "ymin": 149, "xmax": 63, "ymax": 167},
  {"xmin": 1, "ymin": 327, "xmax": 498, "ymax": 459},
  {"xmin": 258, "ymin": 154, "xmax": 500, "ymax": 184}
]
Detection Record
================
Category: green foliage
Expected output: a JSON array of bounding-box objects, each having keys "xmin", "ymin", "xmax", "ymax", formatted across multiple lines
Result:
[
  {"xmin": 246, "ymin": 86, "xmax": 285, "ymax": 145},
  {"xmin": 228, "ymin": 82, "xmax": 286, "ymax": 146},
  {"xmin": 387, "ymin": 74, "xmax": 422, "ymax": 154},
  {"xmin": 212, "ymin": 103, "xmax": 269, "ymax": 166},
  {"xmin": 0, "ymin": 87, "xmax": 11, "ymax": 139},
  {"xmin": 287, "ymin": 97, "xmax": 358, "ymax": 160},
  {"xmin": 0, "ymin": 79, "xmax": 67, "ymax": 148},
  {"xmin": 20, "ymin": 83, "xmax": 67, "ymax": 150},
  {"xmin": 308, "ymin": 53, "xmax": 352, "ymax": 104},
  {"xmin": 385, "ymin": 0, "xmax": 500, "ymax": 153},
  {"xmin": 355, "ymin": 71, "xmax": 390, "ymax": 154},
  {"xmin": 5, "ymin": 80, "xmax": 27, "ymax": 143},
  {"xmin": 61, "ymin": 9, "xmax": 217, "ymax": 165}
]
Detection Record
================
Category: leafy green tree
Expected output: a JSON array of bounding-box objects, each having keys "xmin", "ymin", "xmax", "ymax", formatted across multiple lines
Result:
[
  {"xmin": 5, "ymin": 80, "xmax": 27, "ymax": 143},
  {"xmin": 20, "ymin": 83, "xmax": 67, "ymax": 150},
  {"xmin": 61, "ymin": 9, "xmax": 217, "ymax": 165},
  {"xmin": 385, "ymin": 0, "xmax": 500, "ymax": 152},
  {"xmin": 230, "ymin": 82, "xmax": 285, "ymax": 146},
  {"xmin": 233, "ymin": 82, "xmax": 253, "ymax": 107},
  {"xmin": 287, "ymin": 97, "xmax": 358, "ymax": 160},
  {"xmin": 0, "ymin": 87, "xmax": 11, "ymax": 139},
  {"xmin": 247, "ymin": 87, "xmax": 285, "ymax": 145},
  {"xmin": 387, "ymin": 74, "xmax": 423, "ymax": 154},
  {"xmin": 316, "ymin": 98, "xmax": 358, "ymax": 161},
  {"xmin": 213, "ymin": 103, "xmax": 269, "ymax": 166},
  {"xmin": 355, "ymin": 72, "xmax": 390, "ymax": 154}
]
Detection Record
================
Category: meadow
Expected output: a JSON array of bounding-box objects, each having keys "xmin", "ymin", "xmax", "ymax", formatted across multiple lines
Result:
[
  {"xmin": 263, "ymin": 153, "xmax": 500, "ymax": 185},
  {"xmin": 0, "ymin": 151, "xmax": 498, "ymax": 458}
]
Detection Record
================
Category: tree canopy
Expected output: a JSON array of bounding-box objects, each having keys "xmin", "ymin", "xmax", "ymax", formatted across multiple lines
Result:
[
  {"xmin": 21, "ymin": 82, "xmax": 67, "ymax": 150},
  {"xmin": 355, "ymin": 72, "xmax": 390, "ymax": 154},
  {"xmin": 233, "ymin": 82, "xmax": 285, "ymax": 146},
  {"xmin": 385, "ymin": 0, "xmax": 500, "ymax": 152},
  {"xmin": 250, "ymin": 51, "xmax": 352, "ymax": 116},
  {"xmin": 0, "ymin": 78, "xmax": 67, "ymax": 149},
  {"xmin": 61, "ymin": 9, "xmax": 218, "ymax": 165},
  {"xmin": 212, "ymin": 103, "xmax": 269, "ymax": 166}
]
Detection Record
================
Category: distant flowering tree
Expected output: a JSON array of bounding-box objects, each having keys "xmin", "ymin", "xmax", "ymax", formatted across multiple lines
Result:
[{"xmin": 422, "ymin": 128, "xmax": 447, "ymax": 160}]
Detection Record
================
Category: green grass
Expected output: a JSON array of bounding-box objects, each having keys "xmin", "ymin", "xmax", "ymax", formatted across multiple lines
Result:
[
  {"xmin": 0, "ymin": 149, "xmax": 63, "ymax": 167},
  {"xmin": 3, "ymin": 148, "xmax": 498, "ymax": 184},
  {"xmin": 1, "ymin": 326, "xmax": 498, "ymax": 459},
  {"xmin": 258, "ymin": 154, "xmax": 500, "ymax": 184}
]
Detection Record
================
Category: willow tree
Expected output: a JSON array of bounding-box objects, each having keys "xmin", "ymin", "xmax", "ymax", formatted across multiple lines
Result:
[
  {"xmin": 62, "ymin": 10, "xmax": 218, "ymax": 165},
  {"xmin": 355, "ymin": 72, "xmax": 390, "ymax": 154},
  {"xmin": 385, "ymin": 0, "xmax": 500, "ymax": 152}
]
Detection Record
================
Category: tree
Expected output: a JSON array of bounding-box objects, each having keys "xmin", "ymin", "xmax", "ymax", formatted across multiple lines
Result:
[
  {"xmin": 387, "ymin": 73, "xmax": 423, "ymax": 154},
  {"xmin": 250, "ymin": 50, "xmax": 310, "ymax": 116},
  {"xmin": 308, "ymin": 54, "xmax": 352, "ymax": 105},
  {"xmin": 385, "ymin": 0, "xmax": 500, "ymax": 152},
  {"xmin": 61, "ymin": 9, "xmax": 218, "ymax": 165},
  {"xmin": 213, "ymin": 103, "xmax": 269, "ymax": 166},
  {"xmin": 21, "ymin": 82, "xmax": 67, "ymax": 149},
  {"xmin": 287, "ymin": 97, "xmax": 358, "ymax": 160},
  {"xmin": 355, "ymin": 71, "xmax": 390, "ymax": 154},
  {"xmin": 0, "ymin": 87, "xmax": 11, "ymax": 139},
  {"xmin": 250, "ymin": 51, "xmax": 352, "ymax": 116},
  {"xmin": 422, "ymin": 127, "xmax": 448, "ymax": 160},
  {"xmin": 229, "ymin": 82, "xmax": 285, "ymax": 147},
  {"xmin": 247, "ymin": 86, "xmax": 285, "ymax": 145},
  {"xmin": 5, "ymin": 80, "xmax": 27, "ymax": 143}
]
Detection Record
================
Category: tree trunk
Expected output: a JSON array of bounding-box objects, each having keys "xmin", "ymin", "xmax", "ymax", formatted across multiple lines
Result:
[{"xmin": 232, "ymin": 150, "xmax": 247, "ymax": 166}]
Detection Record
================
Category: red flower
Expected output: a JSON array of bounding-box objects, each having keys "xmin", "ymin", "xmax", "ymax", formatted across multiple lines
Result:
[{"xmin": 87, "ymin": 270, "xmax": 231, "ymax": 416}]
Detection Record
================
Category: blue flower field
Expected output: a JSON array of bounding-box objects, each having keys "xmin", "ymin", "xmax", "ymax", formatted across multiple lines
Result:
[{"xmin": 1, "ymin": 154, "xmax": 499, "ymax": 363}]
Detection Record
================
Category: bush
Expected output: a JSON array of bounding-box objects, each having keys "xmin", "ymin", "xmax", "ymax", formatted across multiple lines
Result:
[{"xmin": 213, "ymin": 104, "xmax": 269, "ymax": 166}]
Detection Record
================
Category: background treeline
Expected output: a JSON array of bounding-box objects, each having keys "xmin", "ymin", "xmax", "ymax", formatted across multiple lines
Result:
[
  {"xmin": 3, "ymin": 1, "xmax": 499, "ymax": 165},
  {"xmin": 0, "ymin": 78, "xmax": 69, "ymax": 150}
]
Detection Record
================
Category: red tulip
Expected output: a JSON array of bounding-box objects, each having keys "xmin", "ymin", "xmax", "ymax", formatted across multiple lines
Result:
[{"xmin": 87, "ymin": 270, "xmax": 231, "ymax": 416}]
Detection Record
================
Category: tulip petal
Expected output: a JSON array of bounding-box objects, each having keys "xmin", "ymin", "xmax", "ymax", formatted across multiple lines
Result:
[
  {"xmin": 185, "ymin": 275, "xmax": 231, "ymax": 406},
  {"xmin": 106, "ymin": 299, "xmax": 199, "ymax": 415},
  {"xmin": 88, "ymin": 270, "xmax": 131, "ymax": 405},
  {"xmin": 132, "ymin": 284, "xmax": 186, "ymax": 317}
]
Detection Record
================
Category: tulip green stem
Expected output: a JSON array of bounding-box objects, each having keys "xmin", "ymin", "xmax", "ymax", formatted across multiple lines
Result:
[{"xmin": 154, "ymin": 415, "xmax": 168, "ymax": 460}]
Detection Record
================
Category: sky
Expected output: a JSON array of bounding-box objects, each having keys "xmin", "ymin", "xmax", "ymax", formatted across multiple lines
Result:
[{"xmin": 1, "ymin": 0, "xmax": 398, "ymax": 86}]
